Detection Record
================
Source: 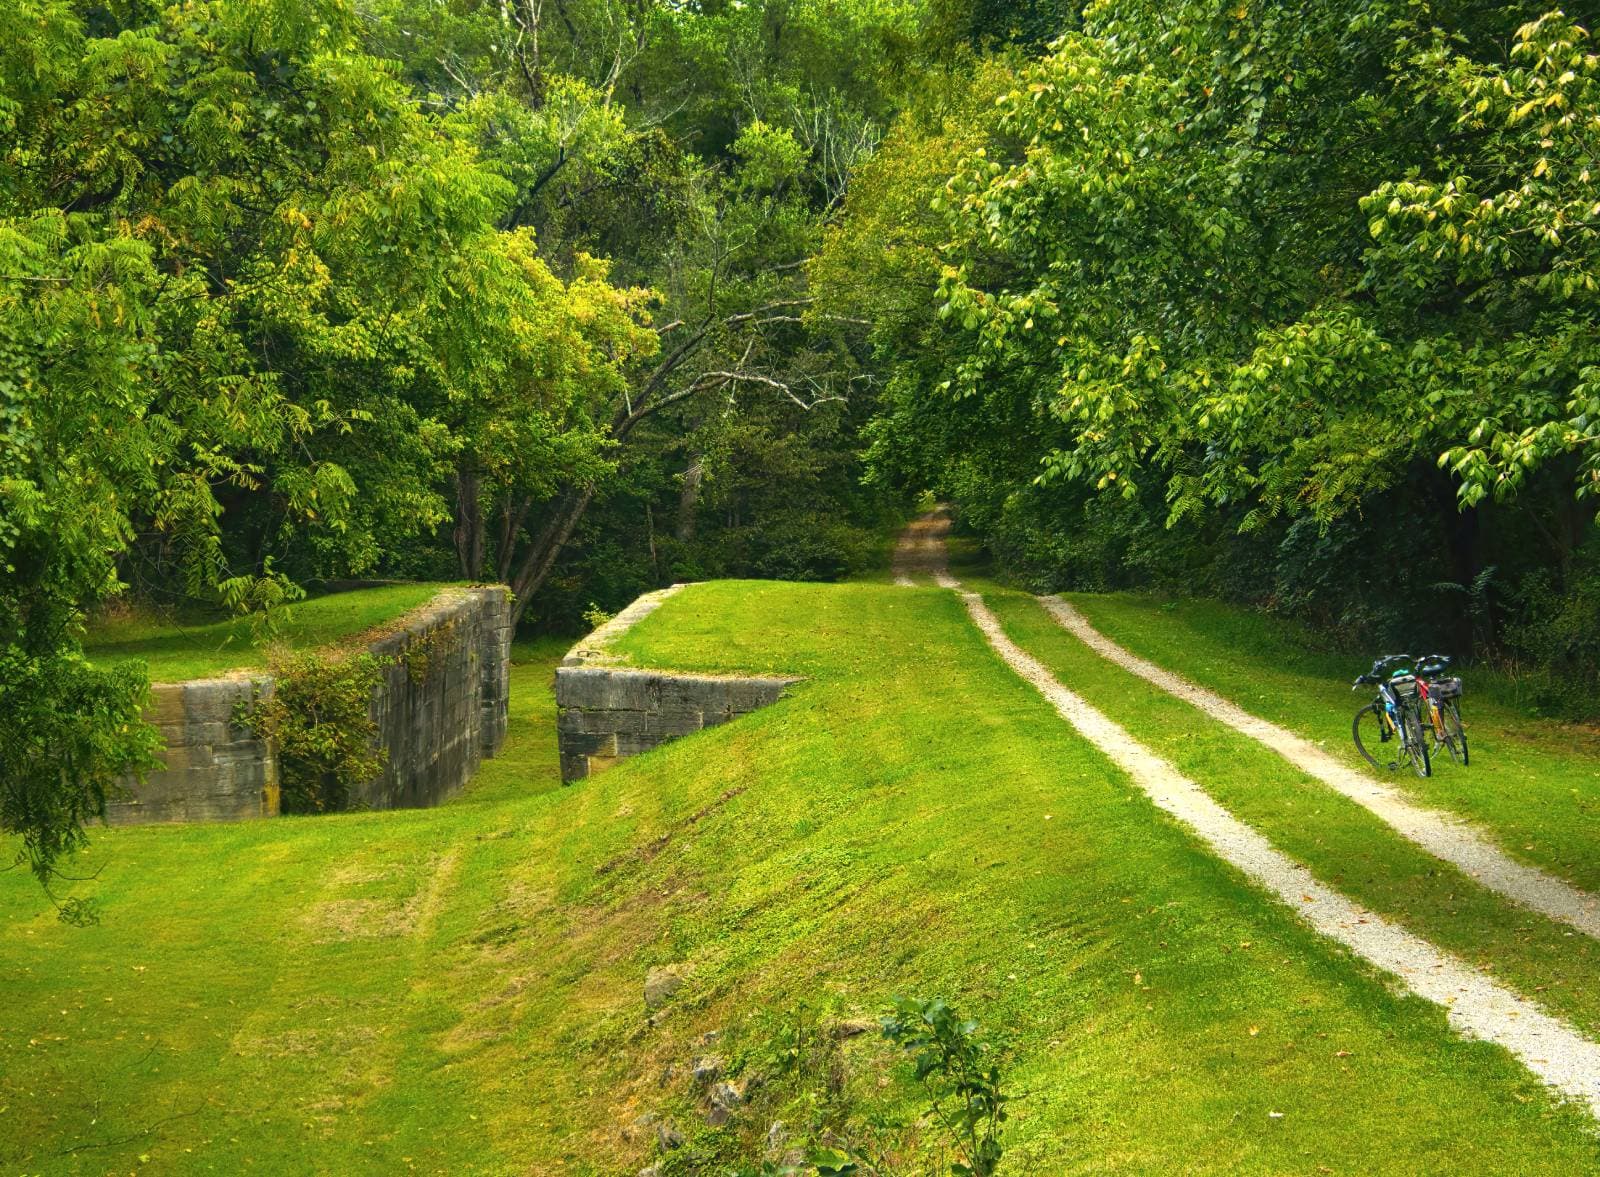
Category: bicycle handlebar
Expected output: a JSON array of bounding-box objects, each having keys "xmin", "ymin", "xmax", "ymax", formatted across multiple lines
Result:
[{"xmin": 1356, "ymin": 652, "xmax": 1454, "ymax": 689}]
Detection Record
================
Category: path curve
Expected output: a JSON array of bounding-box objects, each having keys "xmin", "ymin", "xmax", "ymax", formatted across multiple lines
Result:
[
  {"xmin": 893, "ymin": 515, "xmax": 1600, "ymax": 1119},
  {"xmin": 1043, "ymin": 595, "xmax": 1600, "ymax": 943}
]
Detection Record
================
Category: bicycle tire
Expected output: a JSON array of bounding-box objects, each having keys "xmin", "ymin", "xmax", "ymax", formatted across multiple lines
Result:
[
  {"xmin": 1440, "ymin": 701, "xmax": 1469, "ymax": 766},
  {"xmin": 1352, "ymin": 703, "xmax": 1386, "ymax": 769},
  {"xmin": 1402, "ymin": 705, "xmax": 1432, "ymax": 777}
]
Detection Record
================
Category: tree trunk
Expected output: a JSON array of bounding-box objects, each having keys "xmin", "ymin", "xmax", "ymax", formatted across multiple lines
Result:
[
  {"xmin": 507, "ymin": 484, "xmax": 597, "ymax": 627},
  {"xmin": 675, "ymin": 453, "xmax": 704, "ymax": 542},
  {"xmin": 454, "ymin": 461, "xmax": 485, "ymax": 580}
]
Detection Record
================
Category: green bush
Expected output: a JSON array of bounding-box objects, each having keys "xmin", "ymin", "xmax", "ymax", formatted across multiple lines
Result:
[
  {"xmin": 1501, "ymin": 550, "xmax": 1600, "ymax": 717},
  {"xmin": 250, "ymin": 651, "xmax": 387, "ymax": 814}
]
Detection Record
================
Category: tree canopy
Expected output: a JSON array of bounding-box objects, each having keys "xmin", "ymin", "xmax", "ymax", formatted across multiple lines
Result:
[{"xmin": 7, "ymin": 0, "xmax": 1600, "ymax": 894}]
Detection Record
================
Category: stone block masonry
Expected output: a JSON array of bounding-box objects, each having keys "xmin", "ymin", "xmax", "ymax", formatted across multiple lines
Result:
[
  {"xmin": 105, "ymin": 586, "xmax": 512, "ymax": 825},
  {"xmin": 104, "ymin": 677, "xmax": 279, "ymax": 825},
  {"xmin": 361, "ymin": 586, "xmax": 513, "ymax": 810},
  {"xmin": 555, "ymin": 585, "xmax": 800, "ymax": 783}
]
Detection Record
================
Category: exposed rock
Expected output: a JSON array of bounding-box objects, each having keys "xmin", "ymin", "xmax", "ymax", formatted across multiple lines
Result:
[
  {"xmin": 637, "ymin": 1167, "xmax": 662, "ymax": 1177},
  {"xmin": 703, "ymin": 1078, "xmax": 743, "ymax": 1127},
  {"xmin": 691, "ymin": 1055, "xmax": 724, "ymax": 1087},
  {"xmin": 656, "ymin": 1121, "xmax": 685, "ymax": 1150},
  {"xmin": 622, "ymin": 1112, "xmax": 659, "ymax": 1143},
  {"xmin": 765, "ymin": 1120, "xmax": 804, "ymax": 1166},
  {"xmin": 644, "ymin": 966, "xmax": 685, "ymax": 1011}
]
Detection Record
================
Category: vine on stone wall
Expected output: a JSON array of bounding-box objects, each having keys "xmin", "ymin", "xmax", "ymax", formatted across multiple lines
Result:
[
  {"xmin": 401, "ymin": 616, "xmax": 461, "ymax": 686},
  {"xmin": 247, "ymin": 651, "xmax": 387, "ymax": 814}
]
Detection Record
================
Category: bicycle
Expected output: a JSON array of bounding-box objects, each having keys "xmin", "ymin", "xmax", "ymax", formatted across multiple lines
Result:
[
  {"xmin": 1414, "ymin": 653, "xmax": 1469, "ymax": 766},
  {"xmin": 1352, "ymin": 654, "xmax": 1431, "ymax": 777}
]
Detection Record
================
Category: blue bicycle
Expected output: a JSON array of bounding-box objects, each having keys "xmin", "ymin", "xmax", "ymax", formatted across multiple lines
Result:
[{"xmin": 1352, "ymin": 654, "xmax": 1431, "ymax": 777}]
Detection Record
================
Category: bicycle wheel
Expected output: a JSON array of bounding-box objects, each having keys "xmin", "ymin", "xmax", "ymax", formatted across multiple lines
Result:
[
  {"xmin": 1401, "ymin": 705, "xmax": 1432, "ymax": 778},
  {"xmin": 1439, "ymin": 701, "xmax": 1469, "ymax": 766},
  {"xmin": 1352, "ymin": 703, "xmax": 1390, "ymax": 770}
]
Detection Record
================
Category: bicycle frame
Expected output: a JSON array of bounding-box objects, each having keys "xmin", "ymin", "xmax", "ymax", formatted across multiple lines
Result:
[
  {"xmin": 1377, "ymin": 679, "xmax": 1406, "ymax": 735},
  {"xmin": 1417, "ymin": 678, "xmax": 1449, "ymax": 741}
]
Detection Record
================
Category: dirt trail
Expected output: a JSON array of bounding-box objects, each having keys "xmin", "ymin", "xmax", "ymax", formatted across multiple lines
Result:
[
  {"xmin": 892, "ymin": 516, "xmax": 1600, "ymax": 1119},
  {"xmin": 892, "ymin": 510, "xmax": 951, "ymax": 586},
  {"xmin": 1043, "ymin": 595, "xmax": 1600, "ymax": 943}
]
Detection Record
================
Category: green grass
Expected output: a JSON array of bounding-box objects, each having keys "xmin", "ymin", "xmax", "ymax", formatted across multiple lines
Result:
[
  {"xmin": 5, "ymin": 581, "xmax": 1600, "ymax": 1174},
  {"xmin": 1062, "ymin": 592, "xmax": 1600, "ymax": 895},
  {"xmin": 84, "ymin": 583, "xmax": 460, "ymax": 681},
  {"xmin": 976, "ymin": 582, "xmax": 1600, "ymax": 1040}
]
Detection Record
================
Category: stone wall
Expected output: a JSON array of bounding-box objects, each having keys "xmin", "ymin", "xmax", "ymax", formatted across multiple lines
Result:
[
  {"xmin": 555, "ymin": 585, "xmax": 800, "ymax": 783},
  {"xmin": 105, "ymin": 677, "xmax": 278, "ymax": 826},
  {"xmin": 361, "ymin": 587, "xmax": 513, "ymax": 810},
  {"xmin": 106, "ymin": 585, "xmax": 512, "ymax": 824}
]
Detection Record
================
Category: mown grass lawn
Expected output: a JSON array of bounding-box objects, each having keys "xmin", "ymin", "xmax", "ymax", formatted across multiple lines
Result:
[
  {"xmin": 83, "ymin": 583, "xmax": 461, "ymax": 681},
  {"xmin": 1063, "ymin": 592, "xmax": 1600, "ymax": 896},
  {"xmin": 977, "ymin": 583, "xmax": 1600, "ymax": 1039},
  {"xmin": 4, "ymin": 583, "xmax": 1598, "ymax": 1174}
]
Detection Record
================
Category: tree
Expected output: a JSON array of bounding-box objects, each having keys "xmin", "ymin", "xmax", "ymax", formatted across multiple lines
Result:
[
  {"xmin": 828, "ymin": 2, "xmax": 1600, "ymax": 701},
  {"xmin": 0, "ymin": 0, "xmax": 654, "ymax": 885}
]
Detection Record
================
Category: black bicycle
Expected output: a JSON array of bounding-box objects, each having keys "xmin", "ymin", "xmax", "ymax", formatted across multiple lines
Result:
[
  {"xmin": 1352, "ymin": 654, "xmax": 1431, "ymax": 777},
  {"xmin": 1414, "ymin": 653, "xmax": 1469, "ymax": 766}
]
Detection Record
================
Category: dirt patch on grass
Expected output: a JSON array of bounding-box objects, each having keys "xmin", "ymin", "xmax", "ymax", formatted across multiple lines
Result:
[
  {"xmin": 892, "ymin": 509, "xmax": 951, "ymax": 585},
  {"xmin": 594, "ymin": 787, "xmax": 748, "ymax": 876},
  {"xmin": 305, "ymin": 849, "xmax": 462, "ymax": 942},
  {"xmin": 242, "ymin": 1024, "xmax": 379, "ymax": 1059},
  {"xmin": 306, "ymin": 895, "xmax": 423, "ymax": 941},
  {"xmin": 328, "ymin": 863, "xmax": 399, "ymax": 887}
]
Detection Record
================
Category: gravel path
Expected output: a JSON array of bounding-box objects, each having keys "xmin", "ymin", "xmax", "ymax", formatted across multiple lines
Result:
[
  {"xmin": 1043, "ymin": 595, "xmax": 1600, "ymax": 943},
  {"xmin": 892, "ymin": 517, "xmax": 1600, "ymax": 1118}
]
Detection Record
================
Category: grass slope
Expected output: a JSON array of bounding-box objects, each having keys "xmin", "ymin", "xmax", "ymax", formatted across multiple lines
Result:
[
  {"xmin": 6, "ymin": 581, "xmax": 1596, "ymax": 1174},
  {"xmin": 84, "ymin": 583, "xmax": 458, "ymax": 681}
]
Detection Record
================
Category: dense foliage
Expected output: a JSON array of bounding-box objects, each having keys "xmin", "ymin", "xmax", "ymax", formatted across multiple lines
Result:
[
  {"xmin": 10, "ymin": 0, "xmax": 1600, "ymax": 886},
  {"xmin": 821, "ymin": 2, "xmax": 1600, "ymax": 715},
  {"xmin": 1, "ymin": 0, "xmax": 916, "ymax": 878},
  {"xmin": 252, "ymin": 650, "xmax": 386, "ymax": 814}
]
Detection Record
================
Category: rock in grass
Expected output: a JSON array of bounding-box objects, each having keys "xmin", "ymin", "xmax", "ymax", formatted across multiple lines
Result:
[
  {"xmin": 705, "ymin": 1079, "xmax": 743, "ymax": 1127},
  {"xmin": 656, "ymin": 1121, "xmax": 685, "ymax": 1150},
  {"xmin": 765, "ymin": 1121, "xmax": 804, "ymax": 1165},
  {"xmin": 622, "ymin": 1112, "xmax": 659, "ymax": 1143},
  {"xmin": 644, "ymin": 966, "xmax": 684, "ymax": 1011},
  {"xmin": 691, "ymin": 1055, "xmax": 723, "ymax": 1087}
]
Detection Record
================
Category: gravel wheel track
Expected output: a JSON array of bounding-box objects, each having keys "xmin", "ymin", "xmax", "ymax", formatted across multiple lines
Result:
[
  {"xmin": 894, "ymin": 513, "xmax": 1600, "ymax": 1119},
  {"xmin": 1042, "ymin": 594, "xmax": 1600, "ymax": 944}
]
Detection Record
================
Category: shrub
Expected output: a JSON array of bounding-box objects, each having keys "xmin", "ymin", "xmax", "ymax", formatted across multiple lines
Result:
[{"xmin": 249, "ymin": 651, "xmax": 386, "ymax": 813}]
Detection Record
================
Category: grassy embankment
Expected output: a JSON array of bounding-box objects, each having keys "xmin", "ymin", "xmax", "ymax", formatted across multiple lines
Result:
[
  {"xmin": 5, "ymin": 579, "xmax": 1598, "ymax": 1174},
  {"xmin": 83, "ymin": 583, "xmax": 458, "ymax": 681}
]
